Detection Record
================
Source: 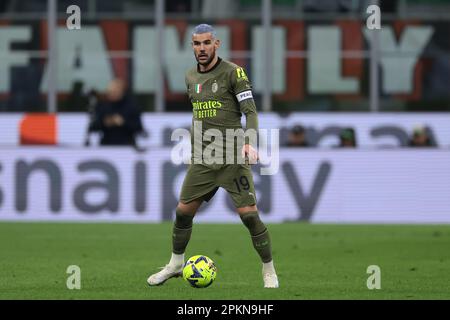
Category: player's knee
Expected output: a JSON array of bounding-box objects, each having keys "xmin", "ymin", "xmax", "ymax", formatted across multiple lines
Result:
[
  {"xmin": 239, "ymin": 211, "xmax": 266, "ymax": 236},
  {"xmin": 175, "ymin": 207, "xmax": 194, "ymax": 229},
  {"xmin": 236, "ymin": 205, "xmax": 257, "ymax": 215},
  {"xmin": 177, "ymin": 200, "xmax": 201, "ymax": 215}
]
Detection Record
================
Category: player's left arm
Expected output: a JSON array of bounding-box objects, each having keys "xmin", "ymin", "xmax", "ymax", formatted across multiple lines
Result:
[{"xmin": 231, "ymin": 66, "xmax": 259, "ymax": 164}]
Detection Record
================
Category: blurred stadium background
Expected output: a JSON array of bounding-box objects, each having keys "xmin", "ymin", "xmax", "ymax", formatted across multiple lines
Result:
[
  {"xmin": 1, "ymin": 0, "xmax": 450, "ymax": 299},
  {"xmin": 1, "ymin": 0, "xmax": 450, "ymax": 223}
]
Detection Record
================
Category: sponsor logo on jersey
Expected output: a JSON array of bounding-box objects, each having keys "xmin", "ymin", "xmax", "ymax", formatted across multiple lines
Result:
[
  {"xmin": 192, "ymin": 100, "xmax": 222, "ymax": 110},
  {"xmin": 236, "ymin": 90, "xmax": 253, "ymax": 102},
  {"xmin": 195, "ymin": 84, "xmax": 202, "ymax": 93},
  {"xmin": 192, "ymin": 100, "xmax": 222, "ymax": 119}
]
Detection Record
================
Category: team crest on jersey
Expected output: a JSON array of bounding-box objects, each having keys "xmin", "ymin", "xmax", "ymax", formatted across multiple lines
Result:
[
  {"xmin": 212, "ymin": 81, "xmax": 218, "ymax": 93},
  {"xmin": 195, "ymin": 84, "xmax": 202, "ymax": 93}
]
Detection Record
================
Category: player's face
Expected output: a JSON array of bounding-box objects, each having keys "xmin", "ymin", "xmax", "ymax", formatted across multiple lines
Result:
[{"xmin": 192, "ymin": 33, "xmax": 220, "ymax": 66}]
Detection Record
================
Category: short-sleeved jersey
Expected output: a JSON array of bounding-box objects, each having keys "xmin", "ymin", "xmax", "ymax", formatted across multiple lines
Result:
[{"xmin": 185, "ymin": 57, "xmax": 257, "ymax": 163}]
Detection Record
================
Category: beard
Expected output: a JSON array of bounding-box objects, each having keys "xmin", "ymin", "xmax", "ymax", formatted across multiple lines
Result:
[{"xmin": 196, "ymin": 50, "xmax": 216, "ymax": 66}]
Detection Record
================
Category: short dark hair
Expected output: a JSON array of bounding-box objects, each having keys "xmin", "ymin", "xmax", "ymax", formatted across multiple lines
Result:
[
  {"xmin": 291, "ymin": 125, "xmax": 305, "ymax": 134},
  {"xmin": 340, "ymin": 127, "xmax": 355, "ymax": 140}
]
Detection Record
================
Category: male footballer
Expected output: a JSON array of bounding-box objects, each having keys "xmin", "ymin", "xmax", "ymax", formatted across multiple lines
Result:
[{"xmin": 147, "ymin": 24, "xmax": 279, "ymax": 288}]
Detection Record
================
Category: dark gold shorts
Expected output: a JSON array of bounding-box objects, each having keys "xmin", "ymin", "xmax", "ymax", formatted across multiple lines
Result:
[{"xmin": 179, "ymin": 163, "xmax": 257, "ymax": 208}]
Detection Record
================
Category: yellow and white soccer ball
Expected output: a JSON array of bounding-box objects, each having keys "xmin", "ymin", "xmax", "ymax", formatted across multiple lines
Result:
[{"xmin": 182, "ymin": 255, "xmax": 217, "ymax": 288}]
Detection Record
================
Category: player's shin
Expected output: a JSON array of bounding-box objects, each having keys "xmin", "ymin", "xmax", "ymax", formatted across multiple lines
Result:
[
  {"xmin": 171, "ymin": 208, "xmax": 194, "ymax": 267},
  {"xmin": 239, "ymin": 211, "xmax": 273, "ymax": 263}
]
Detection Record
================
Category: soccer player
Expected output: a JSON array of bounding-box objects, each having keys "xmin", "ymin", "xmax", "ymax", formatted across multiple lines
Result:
[{"xmin": 147, "ymin": 24, "xmax": 279, "ymax": 288}]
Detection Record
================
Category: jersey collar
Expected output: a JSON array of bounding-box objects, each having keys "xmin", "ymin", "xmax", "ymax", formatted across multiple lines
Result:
[{"xmin": 197, "ymin": 57, "xmax": 222, "ymax": 74}]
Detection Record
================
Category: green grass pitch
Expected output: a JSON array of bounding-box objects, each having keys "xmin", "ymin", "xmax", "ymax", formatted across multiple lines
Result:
[{"xmin": 1, "ymin": 222, "xmax": 449, "ymax": 299}]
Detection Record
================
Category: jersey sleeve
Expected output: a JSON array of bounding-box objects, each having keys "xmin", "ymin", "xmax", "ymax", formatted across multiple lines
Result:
[{"xmin": 230, "ymin": 66, "xmax": 259, "ymax": 145}]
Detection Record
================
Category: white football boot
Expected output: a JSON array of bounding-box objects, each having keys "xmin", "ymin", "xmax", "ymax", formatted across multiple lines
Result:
[
  {"xmin": 263, "ymin": 271, "xmax": 279, "ymax": 288},
  {"xmin": 147, "ymin": 264, "xmax": 183, "ymax": 286},
  {"xmin": 262, "ymin": 261, "xmax": 279, "ymax": 288}
]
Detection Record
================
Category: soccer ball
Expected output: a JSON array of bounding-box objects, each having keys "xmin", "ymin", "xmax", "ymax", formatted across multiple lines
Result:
[{"xmin": 182, "ymin": 255, "xmax": 217, "ymax": 288}]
